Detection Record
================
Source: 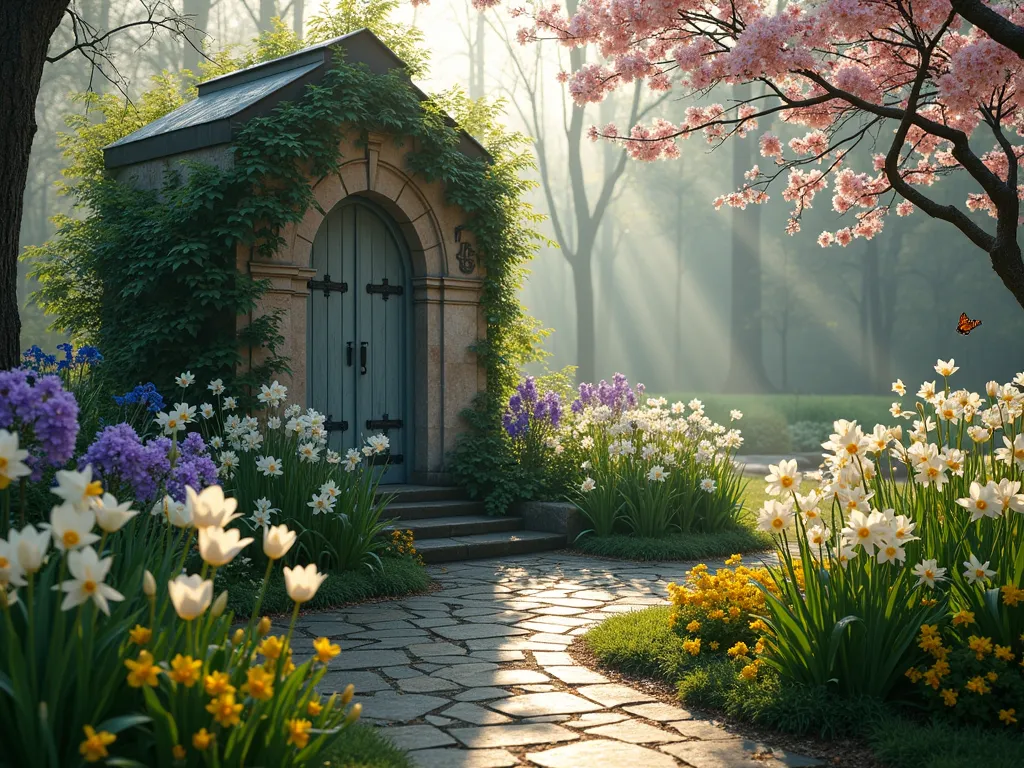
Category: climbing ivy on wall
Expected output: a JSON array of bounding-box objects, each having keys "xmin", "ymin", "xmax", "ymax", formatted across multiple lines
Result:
[{"xmin": 30, "ymin": 57, "xmax": 545, "ymax": 421}]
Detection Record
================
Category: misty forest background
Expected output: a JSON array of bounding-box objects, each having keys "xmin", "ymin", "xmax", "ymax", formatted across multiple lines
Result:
[{"xmin": 16, "ymin": 0, "xmax": 1024, "ymax": 405}]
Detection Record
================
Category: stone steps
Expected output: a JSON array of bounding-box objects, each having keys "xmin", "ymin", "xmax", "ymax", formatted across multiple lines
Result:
[{"xmin": 381, "ymin": 486, "xmax": 566, "ymax": 564}]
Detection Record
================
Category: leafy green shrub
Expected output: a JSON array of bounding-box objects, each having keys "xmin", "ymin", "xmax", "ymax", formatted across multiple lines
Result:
[
  {"xmin": 732, "ymin": 410, "xmax": 791, "ymax": 454},
  {"xmin": 573, "ymin": 528, "xmax": 770, "ymax": 561},
  {"xmin": 786, "ymin": 420, "xmax": 831, "ymax": 452}
]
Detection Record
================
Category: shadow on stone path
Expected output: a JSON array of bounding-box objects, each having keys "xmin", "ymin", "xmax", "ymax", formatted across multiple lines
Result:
[{"xmin": 295, "ymin": 552, "xmax": 823, "ymax": 768}]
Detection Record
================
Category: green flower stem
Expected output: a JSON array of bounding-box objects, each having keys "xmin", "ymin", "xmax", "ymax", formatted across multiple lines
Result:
[{"xmin": 249, "ymin": 558, "xmax": 275, "ymax": 631}]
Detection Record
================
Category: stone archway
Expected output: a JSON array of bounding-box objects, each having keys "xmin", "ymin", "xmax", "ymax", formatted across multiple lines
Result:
[{"xmin": 244, "ymin": 131, "xmax": 487, "ymax": 482}]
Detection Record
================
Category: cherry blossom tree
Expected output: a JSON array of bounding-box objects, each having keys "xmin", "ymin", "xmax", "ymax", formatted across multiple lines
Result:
[{"xmin": 436, "ymin": 0, "xmax": 1024, "ymax": 313}]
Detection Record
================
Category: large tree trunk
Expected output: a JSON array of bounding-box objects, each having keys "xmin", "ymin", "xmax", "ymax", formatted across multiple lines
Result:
[
  {"xmin": 469, "ymin": 13, "xmax": 485, "ymax": 100},
  {"xmin": 722, "ymin": 83, "xmax": 774, "ymax": 393},
  {"xmin": 183, "ymin": 0, "xmax": 212, "ymax": 72},
  {"xmin": 674, "ymin": 184, "xmax": 685, "ymax": 387},
  {"xmin": 0, "ymin": 0, "xmax": 69, "ymax": 370},
  {"xmin": 573, "ymin": 255, "xmax": 596, "ymax": 384},
  {"xmin": 260, "ymin": 0, "xmax": 277, "ymax": 30},
  {"xmin": 990, "ymin": 237, "xmax": 1024, "ymax": 311},
  {"xmin": 293, "ymin": 0, "xmax": 305, "ymax": 39}
]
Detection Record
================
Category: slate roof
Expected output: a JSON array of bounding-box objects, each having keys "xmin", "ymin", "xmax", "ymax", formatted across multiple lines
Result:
[{"xmin": 103, "ymin": 28, "xmax": 489, "ymax": 169}]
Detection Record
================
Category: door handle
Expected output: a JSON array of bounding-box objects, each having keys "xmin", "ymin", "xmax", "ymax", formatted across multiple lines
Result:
[
  {"xmin": 360, "ymin": 342, "xmax": 368, "ymax": 375},
  {"xmin": 346, "ymin": 342, "xmax": 353, "ymax": 367}
]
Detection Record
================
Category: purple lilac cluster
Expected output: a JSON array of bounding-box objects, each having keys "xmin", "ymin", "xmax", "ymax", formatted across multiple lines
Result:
[
  {"xmin": 0, "ymin": 368, "xmax": 79, "ymax": 479},
  {"xmin": 503, "ymin": 377, "xmax": 562, "ymax": 438},
  {"xmin": 571, "ymin": 372, "xmax": 644, "ymax": 415},
  {"xmin": 81, "ymin": 425, "xmax": 218, "ymax": 504}
]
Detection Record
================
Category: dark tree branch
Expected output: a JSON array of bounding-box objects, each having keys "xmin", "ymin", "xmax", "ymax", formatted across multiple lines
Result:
[{"xmin": 950, "ymin": 0, "xmax": 1024, "ymax": 59}]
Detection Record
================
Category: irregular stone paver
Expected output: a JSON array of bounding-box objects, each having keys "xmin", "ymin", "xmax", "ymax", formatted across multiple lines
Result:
[
  {"xmin": 527, "ymin": 740, "xmax": 680, "ymax": 768},
  {"xmin": 303, "ymin": 552, "xmax": 818, "ymax": 766},
  {"xmin": 409, "ymin": 748, "xmax": 520, "ymax": 768},
  {"xmin": 490, "ymin": 692, "xmax": 604, "ymax": 717},
  {"xmin": 449, "ymin": 723, "xmax": 580, "ymax": 748}
]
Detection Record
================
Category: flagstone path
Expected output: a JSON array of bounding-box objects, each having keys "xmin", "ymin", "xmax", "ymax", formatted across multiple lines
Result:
[{"xmin": 296, "ymin": 553, "xmax": 824, "ymax": 768}]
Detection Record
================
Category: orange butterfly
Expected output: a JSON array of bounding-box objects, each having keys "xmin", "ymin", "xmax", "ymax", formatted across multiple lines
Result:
[{"xmin": 956, "ymin": 312, "xmax": 982, "ymax": 336}]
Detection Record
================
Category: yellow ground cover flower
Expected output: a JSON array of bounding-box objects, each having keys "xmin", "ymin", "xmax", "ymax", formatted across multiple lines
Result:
[
  {"xmin": 243, "ymin": 665, "xmax": 275, "ymax": 701},
  {"xmin": 682, "ymin": 638, "xmax": 701, "ymax": 655},
  {"xmin": 286, "ymin": 718, "xmax": 312, "ymax": 748},
  {"xmin": 207, "ymin": 692, "xmax": 244, "ymax": 727},
  {"xmin": 204, "ymin": 670, "xmax": 234, "ymax": 697},
  {"xmin": 727, "ymin": 642, "xmax": 750, "ymax": 659},
  {"xmin": 740, "ymin": 663, "xmax": 758, "ymax": 680},
  {"xmin": 125, "ymin": 650, "xmax": 160, "ymax": 688},
  {"xmin": 192, "ymin": 729, "xmax": 214, "ymax": 751},
  {"xmin": 1001, "ymin": 585, "xmax": 1024, "ymax": 607},
  {"xmin": 169, "ymin": 654, "xmax": 202, "ymax": 687},
  {"xmin": 685, "ymin": 620, "xmax": 701, "ymax": 633},
  {"xmin": 965, "ymin": 676, "xmax": 990, "ymax": 695},
  {"xmin": 941, "ymin": 689, "xmax": 958, "ymax": 706},
  {"xmin": 999, "ymin": 709, "xmax": 1018, "ymax": 725},
  {"xmin": 994, "ymin": 645, "xmax": 1015, "ymax": 662},
  {"xmin": 313, "ymin": 636, "xmax": 341, "ymax": 663},
  {"xmin": 967, "ymin": 635, "xmax": 993, "ymax": 660},
  {"xmin": 79, "ymin": 726, "xmax": 116, "ymax": 763},
  {"xmin": 128, "ymin": 624, "xmax": 152, "ymax": 645},
  {"xmin": 172, "ymin": 745, "xmax": 186, "ymax": 760}
]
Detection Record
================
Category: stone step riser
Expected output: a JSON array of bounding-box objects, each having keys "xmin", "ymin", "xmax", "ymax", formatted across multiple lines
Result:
[
  {"xmin": 386, "ymin": 501, "xmax": 487, "ymax": 521},
  {"xmin": 376, "ymin": 485, "xmax": 467, "ymax": 504},
  {"xmin": 383, "ymin": 516, "xmax": 525, "ymax": 540},
  {"xmin": 418, "ymin": 534, "xmax": 566, "ymax": 564}
]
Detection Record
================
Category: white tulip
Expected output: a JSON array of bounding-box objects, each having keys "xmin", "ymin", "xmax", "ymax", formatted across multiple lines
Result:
[
  {"xmin": 283, "ymin": 563, "xmax": 327, "ymax": 604},
  {"xmin": 210, "ymin": 590, "xmax": 229, "ymax": 619},
  {"xmin": 263, "ymin": 524, "xmax": 296, "ymax": 561},
  {"xmin": 198, "ymin": 526, "xmax": 253, "ymax": 567},
  {"xmin": 93, "ymin": 493, "xmax": 139, "ymax": 533},
  {"xmin": 143, "ymin": 570, "xmax": 156, "ymax": 597},
  {"xmin": 168, "ymin": 573, "xmax": 213, "ymax": 620},
  {"xmin": 185, "ymin": 485, "xmax": 240, "ymax": 529},
  {"xmin": 11, "ymin": 525, "xmax": 50, "ymax": 573},
  {"xmin": 59, "ymin": 546, "xmax": 124, "ymax": 615}
]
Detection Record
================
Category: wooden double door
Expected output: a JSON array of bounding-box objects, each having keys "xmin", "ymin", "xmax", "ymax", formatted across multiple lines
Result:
[{"xmin": 307, "ymin": 199, "xmax": 410, "ymax": 483}]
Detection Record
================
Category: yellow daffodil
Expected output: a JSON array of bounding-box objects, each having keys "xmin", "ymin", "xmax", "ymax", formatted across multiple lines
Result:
[
  {"xmin": 307, "ymin": 699, "xmax": 323, "ymax": 717},
  {"xmin": 285, "ymin": 718, "xmax": 312, "ymax": 749},
  {"xmin": 192, "ymin": 728, "xmax": 214, "ymax": 751},
  {"xmin": 965, "ymin": 676, "xmax": 990, "ymax": 695},
  {"xmin": 739, "ymin": 664, "xmax": 758, "ymax": 680},
  {"xmin": 172, "ymin": 744, "xmax": 186, "ymax": 760},
  {"xmin": 79, "ymin": 726, "xmax": 116, "ymax": 763},
  {"xmin": 129, "ymin": 624, "xmax": 152, "ymax": 645},
  {"xmin": 951, "ymin": 610, "xmax": 975, "ymax": 627},
  {"xmin": 204, "ymin": 670, "xmax": 234, "ymax": 697},
  {"xmin": 313, "ymin": 637, "xmax": 340, "ymax": 663},
  {"xmin": 999, "ymin": 709, "xmax": 1018, "ymax": 725},
  {"xmin": 169, "ymin": 654, "xmax": 202, "ymax": 687},
  {"xmin": 125, "ymin": 650, "xmax": 160, "ymax": 688},
  {"xmin": 258, "ymin": 635, "xmax": 285, "ymax": 661},
  {"xmin": 206, "ymin": 692, "xmax": 243, "ymax": 727},
  {"xmin": 994, "ymin": 645, "xmax": 1015, "ymax": 662},
  {"xmin": 967, "ymin": 635, "xmax": 993, "ymax": 660},
  {"xmin": 242, "ymin": 666, "xmax": 274, "ymax": 701}
]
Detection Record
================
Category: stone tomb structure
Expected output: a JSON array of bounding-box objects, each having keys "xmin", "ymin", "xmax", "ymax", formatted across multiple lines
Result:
[{"xmin": 103, "ymin": 30, "xmax": 489, "ymax": 485}]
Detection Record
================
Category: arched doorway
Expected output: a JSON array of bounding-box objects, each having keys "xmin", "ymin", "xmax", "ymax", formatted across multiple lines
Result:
[{"xmin": 306, "ymin": 198, "xmax": 412, "ymax": 483}]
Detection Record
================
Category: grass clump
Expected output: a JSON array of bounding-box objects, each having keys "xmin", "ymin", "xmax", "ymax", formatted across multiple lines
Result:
[
  {"xmin": 868, "ymin": 718, "xmax": 1024, "ymax": 768},
  {"xmin": 318, "ymin": 723, "xmax": 413, "ymax": 768},
  {"xmin": 573, "ymin": 527, "xmax": 770, "ymax": 562},
  {"xmin": 225, "ymin": 557, "xmax": 430, "ymax": 618}
]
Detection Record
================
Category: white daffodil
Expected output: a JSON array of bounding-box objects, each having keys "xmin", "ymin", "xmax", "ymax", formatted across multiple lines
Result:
[
  {"xmin": 197, "ymin": 526, "xmax": 253, "ymax": 567},
  {"xmin": 837, "ymin": 541, "xmax": 858, "ymax": 569},
  {"xmin": 994, "ymin": 479, "xmax": 1024, "ymax": 515},
  {"xmin": 298, "ymin": 442, "xmax": 321, "ymax": 463},
  {"xmin": 200, "ymin": 403, "xmax": 215, "ymax": 419},
  {"xmin": 889, "ymin": 515, "xmax": 919, "ymax": 544},
  {"xmin": 173, "ymin": 402, "xmax": 197, "ymax": 426},
  {"xmin": 50, "ymin": 503, "xmax": 99, "ymax": 552},
  {"xmin": 223, "ymin": 396, "xmax": 237, "ymax": 411},
  {"xmin": 267, "ymin": 417, "xmax": 281, "ymax": 430},
  {"xmin": 967, "ymin": 426, "xmax": 991, "ymax": 443},
  {"xmin": 326, "ymin": 450, "xmax": 341, "ymax": 464},
  {"xmin": 155, "ymin": 410, "xmax": 183, "ymax": 435},
  {"xmin": 10, "ymin": 524, "xmax": 50, "ymax": 574},
  {"xmin": 175, "ymin": 371, "xmax": 195, "ymax": 388},
  {"xmin": 366, "ymin": 434, "xmax": 390, "ymax": 454},
  {"xmin": 250, "ymin": 508, "xmax": 272, "ymax": 528},
  {"xmin": 956, "ymin": 481, "xmax": 1000, "ymax": 522},
  {"xmin": 917, "ymin": 381, "xmax": 938, "ymax": 403},
  {"xmin": 647, "ymin": 465, "xmax": 669, "ymax": 482},
  {"xmin": 892, "ymin": 379, "xmax": 906, "ymax": 396},
  {"xmin": 168, "ymin": 574, "xmax": 213, "ymax": 620},
  {"xmin": 285, "ymin": 404, "xmax": 302, "ymax": 419},
  {"xmin": 52, "ymin": 466, "xmax": 103, "ymax": 512},
  {"xmin": 186, "ymin": 485, "xmax": 239, "ymax": 529},
  {"xmin": 59, "ymin": 546, "xmax": 123, "ymax": 615},
  {"xmin": 995, "ymin": 433, "xmax": 1024, "ymax": 470},
  {"xmin": 255, "ymin": 455, "xmax": 283, "ymax": 477},
  {"xmin": 914, "ymin": 457, "xmax": 949, "ymax": 490},
  {"xmin": 876, "ymin": 542, "xmax": 906, "ymax": 565},
  {"xmin": 207, "ymin": 378, "xmax": 225, "ymax": 395},
  {"xmin": 911, "ymin": 559, "xmax": 946, "ymax": 588},
  {"xmin": 93, "ymin": 493, "xmax": 139, "ymax": 534},
  {"xmin": 209, "ymin": 436, "xmax": 224, "ymax": 450},
  {"xmin": 841, "ymin": 509, "xmax": 890, "ymax": 556},
  {"xmin": 283, "ymin": 563, "xmax": 327, "ymax": 604},
  {"xmin": 581, "ymin": 477, "xmax": 596, "ymax": 493},
  {"xmin": 729, "ymin": 409, "xmax": 743, "ymax": 421},
  {"xmin": 307, "ymin": 492, "xmax": 334, "ymax": 515},
  {"xmin": 0, "ymin": 534, "xmax": 26, "ymax": 587},
  {"xmin": 962, "ymin": 554, "xmax": 996, "ymax": 585},
  {"xmin": 0, "ymin": 429, "xmax": 31, "ymax": 491},
  {"xmin": 837, "ymin": 486, "xmax": 874, "ymax": 515},
  {"xmin": 699, "ymin": 478, "xmax": 717, "ymax": 493},
  {"xmin": 264, "ymin": 524, "xmax": 297, "ymax": 560},
  {"xmin": 757, "ymin": 499, "xmax": 794, "ymax": 535},
  {"xmin": 806, "ymin": 524, "xmax": 830, "ymax": 548},
  {"xmin": 764, "ymin": 459, "xmax": 801, "ymax": 496},
  {"xmin": 343, "ymin": 449, "xmax": 361, "ymax": 472},
  {"xmin": 320, "ymin": 480, "xmax": 340, "ymax": 499},
  {"xmin": 934, "ymin": 359, "xmax": 958, "ymax": 377}
]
